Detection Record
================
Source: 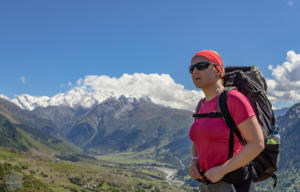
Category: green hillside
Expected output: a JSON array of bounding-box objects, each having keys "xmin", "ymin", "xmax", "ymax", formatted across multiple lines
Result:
[
  {"xmin": 0, "ymin": 113, "xmax": 79, "ymax": 157},
  {"xmin": 0, "ymin": 147, "xmax": 196, "ymax": 192},
  {"xmin": 0, "ymin": 162, "xmax": 53, "ymax": 192}
]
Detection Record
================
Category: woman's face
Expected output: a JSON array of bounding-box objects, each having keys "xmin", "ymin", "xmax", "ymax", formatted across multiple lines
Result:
[{"xmin": 190, "ymin": 56, "xmax": 219, "ymax": 89}]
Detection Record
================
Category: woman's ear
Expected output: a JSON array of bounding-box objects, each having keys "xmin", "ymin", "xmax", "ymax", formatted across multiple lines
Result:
[
  {"xmin": 211, "ymin": 65, "xmax": 221, "ymax": 78},
  {"xmin": 213, "ymin": 67, "xmax": 220, "ymax": 77}
]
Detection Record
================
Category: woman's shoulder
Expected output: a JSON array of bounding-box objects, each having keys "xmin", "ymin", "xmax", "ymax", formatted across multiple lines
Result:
[
  {"xmin": 228, "ymin": 89, "xmax": 245, "ymax": 97},
  {"xmin": 226, "ymin": 88, "xmax": 256, "ymax": 124},
  {"xmin": 227, "ymin": 89, "xmax": 248, "ymax": 100}
]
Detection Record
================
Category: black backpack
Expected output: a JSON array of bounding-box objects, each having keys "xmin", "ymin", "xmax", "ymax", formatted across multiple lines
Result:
[{"xmin": 193, "ymin": 66, "xmax": 280, "ymax": 187}]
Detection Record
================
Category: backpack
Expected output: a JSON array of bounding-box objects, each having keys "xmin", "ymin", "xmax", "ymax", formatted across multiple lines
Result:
[{"xmin": 193, "ymin": 66, "xmax": 280, "ymax": 187}]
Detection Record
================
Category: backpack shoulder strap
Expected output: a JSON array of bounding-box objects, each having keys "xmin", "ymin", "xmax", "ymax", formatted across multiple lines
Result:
[
  {"xmin": 195, "ymin": 98, "xmax": 205, "ymax": 114},
  {"xmin": 218, "ymin": 88, "xmax": 245, "ymax": 159},
  {"xmin": 193, "ymin": 98, "xmax": 222, "ymax": 119}
]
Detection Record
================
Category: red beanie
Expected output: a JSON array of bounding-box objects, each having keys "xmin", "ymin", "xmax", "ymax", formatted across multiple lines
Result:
[{"xmin": 193, "ymin": 50, "xmax": 223, "ymax": 77}]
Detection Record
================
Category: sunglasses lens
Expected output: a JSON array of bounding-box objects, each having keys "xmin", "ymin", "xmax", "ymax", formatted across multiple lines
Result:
[
  {"xmin": 189, "ymin": 66, "xmax": 195, "ymax": 73},
  {"xmin": 189, "ymin": 62, "xmax": 211, "ymax": 73}
]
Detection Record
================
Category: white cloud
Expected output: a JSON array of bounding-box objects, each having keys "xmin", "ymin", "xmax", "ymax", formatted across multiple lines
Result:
[
  {"xmin": 267, "ymin": 50, "xmax": 300, "ymax": 104},
  {"xmin": 68, "ymin": 81, "xmax": 72, "ymax": 87},
  {"xmin": 77, "ymin": 73, "xmax": 204, "ymax": 111},
  {"xmin": 288, "ymin": 1, "xmax": 293, "ymax": 6},
  {"xmin": 20, "ymin": 76, "xmax": 26, "ymax": 84}
]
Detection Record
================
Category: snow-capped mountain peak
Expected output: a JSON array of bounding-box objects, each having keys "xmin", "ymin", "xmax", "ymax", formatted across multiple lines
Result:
[{"xmin": 11, "ymin": 88, "xmax": 136, "ymax": 111}]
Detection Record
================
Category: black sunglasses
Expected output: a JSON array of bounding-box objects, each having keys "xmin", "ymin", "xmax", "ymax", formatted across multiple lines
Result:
[{"xmin": 189, "ymin": 62, "xmax": 213, "ymax": 73}]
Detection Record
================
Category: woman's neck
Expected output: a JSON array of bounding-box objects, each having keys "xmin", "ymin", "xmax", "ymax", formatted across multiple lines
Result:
[{"xmin": 202, "ymin": 82, "xmax": 224, "ymax": 101}]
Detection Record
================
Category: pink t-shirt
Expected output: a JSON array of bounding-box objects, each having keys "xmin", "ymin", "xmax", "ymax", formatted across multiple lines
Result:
[{"xmin": 189, "ymin": 89, "xmax": 256, "ymax": 171}]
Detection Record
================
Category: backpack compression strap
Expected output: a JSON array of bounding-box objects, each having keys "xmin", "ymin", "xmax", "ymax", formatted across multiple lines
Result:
[
  {"xmin": 193, "ymin": 113, "xmax": 223, "ymax": 118},
  {"xmin": 218, "ymin": 88, "xmax": 246, "ymax": 159}
]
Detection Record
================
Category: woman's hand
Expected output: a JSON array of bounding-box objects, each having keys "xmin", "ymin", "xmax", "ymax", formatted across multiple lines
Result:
[
  {"xmin": 205, "ymin": 116, "xmax": 265, "ymax": 183},
  {"xmin": 189, "ymin": 159, "xmax": 202, "ymax": 180},
  {"xmin": 204, "ymin": 164, "xmax": 226, "ymax": 183}
]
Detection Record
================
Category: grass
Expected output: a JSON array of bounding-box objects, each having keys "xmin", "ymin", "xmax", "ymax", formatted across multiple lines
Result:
[
  {"xmin": 48, "ymin": 185, "xmax": 70, "ymax": 192},
  {"xmin": 0, "ymin": 147, "xmax": 25, "ymax": 162}
]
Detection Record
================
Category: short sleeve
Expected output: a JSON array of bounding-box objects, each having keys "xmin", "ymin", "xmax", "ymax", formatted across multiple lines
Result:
[{"xmin": 227, "ymin": 89, "xmax": 256, "ymax": 126}]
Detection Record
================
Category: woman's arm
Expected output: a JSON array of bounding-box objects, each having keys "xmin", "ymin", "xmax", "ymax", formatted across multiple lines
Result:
[
  {"xmin": 191, "ymin": 143, "xmax": 198, "ymax": 157},
  {"xmin": 204, "ymin": 115, "xmax": 264, "ymax": 183},
  {"xmin": 189, "ymin": 143, "xmax": 202, "ymax": 180}
]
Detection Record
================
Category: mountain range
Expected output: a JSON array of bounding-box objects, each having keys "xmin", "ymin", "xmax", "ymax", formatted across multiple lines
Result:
[
  {"xmin": 10, "ymin": 87, "xmax": 141, "ymax": 111},
  {"xmin": 0, "ymin": 95, "xmax": 194, "ymax": 167}
]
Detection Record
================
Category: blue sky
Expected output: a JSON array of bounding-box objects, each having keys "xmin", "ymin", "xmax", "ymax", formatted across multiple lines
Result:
[{"xmin": 0, "ymin": 0, "xmax": 299, "ymax": 109}]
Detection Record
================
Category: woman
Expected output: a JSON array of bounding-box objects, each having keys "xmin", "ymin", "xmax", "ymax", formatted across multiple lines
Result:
[{"xmin": 188, "ymin": 50, "xmax": 264, "ymax": 192}]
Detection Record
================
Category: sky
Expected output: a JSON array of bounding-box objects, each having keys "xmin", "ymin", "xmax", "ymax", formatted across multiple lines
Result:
[{"xmin": 0, "ymin": 0, "xmax": 300, "ymax": 110}]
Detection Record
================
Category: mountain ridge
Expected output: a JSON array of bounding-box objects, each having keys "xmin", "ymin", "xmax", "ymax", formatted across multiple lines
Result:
[{"xmin": 11, "ymin": 87, "xmax": 155, "ymax": 111}]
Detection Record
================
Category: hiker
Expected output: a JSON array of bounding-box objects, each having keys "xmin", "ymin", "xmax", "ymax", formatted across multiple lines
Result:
[{"xmin": 188, "ymin": 50, "xmax": 265, "ymax": 192}]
